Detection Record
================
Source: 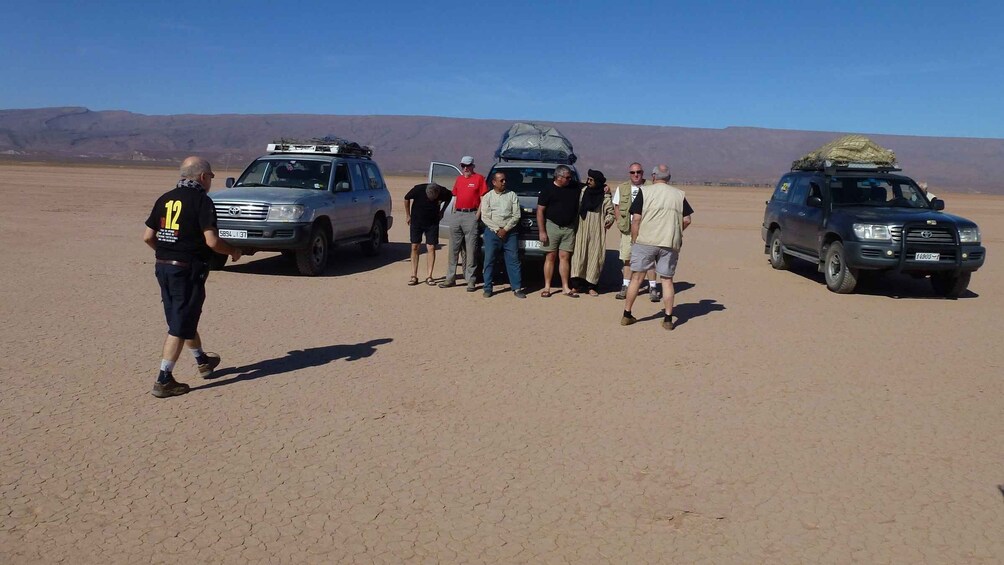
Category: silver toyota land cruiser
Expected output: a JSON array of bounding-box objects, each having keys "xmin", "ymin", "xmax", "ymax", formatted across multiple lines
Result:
[{"xmin": 211, "ymin": 139, "xmax": 393, "ymax": 275}]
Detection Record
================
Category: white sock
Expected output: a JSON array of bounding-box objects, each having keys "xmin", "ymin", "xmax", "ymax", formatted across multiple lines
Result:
[
  {"xmin": 160, "ymin": 359, "xmax": 176, "ymax": 373},
  {"xmin": 190, "ymin": 347, "xmax": 205, "ymax": 360},
  {"xmin": 622, "ymin": 278, "xmax": 630, "ymax": 286},
  {"xmin": 649, "ymin": 280, "xmax": 657, "ymax": 289}
]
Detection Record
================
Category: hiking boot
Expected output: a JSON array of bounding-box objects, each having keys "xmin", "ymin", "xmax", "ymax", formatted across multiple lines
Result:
[
  {"xmin": 438, "ymin": 279, "xmax": 456, "ymax": 288},
  {"xmin": 620, "ymin": 313, "xmax": 637, "ymax": 326},
  {"xmin": 483, "ymin": 290, "xmax": 492, "ymax": 298},
  {"xmin": 639, "ymin": 284, "xmax": 649, "ymax": 295},
  {"xmin": 466, "ymin": 282, "xmax": 477, "ymax": 292},
  {"xmin": 197, "ymin": 353, "xmax": 221, "ymax": 379},
  {"xmin": 615, "ymin": 285, "xmax": 627, "ymax": 300},
  {"xmin": 152, "ymin": 377, "xmax": 190, "ymax": 398},
  {"xmin": 662, "ymin": 316, "xmax": 675, "ymax": 331},
  {"xmin": 650, "ymin": 287, "xmax": 663, "ymax": 302},
  {"xmin": 513, "ymin": 289, "xmax": 527, "ymax": 299}
]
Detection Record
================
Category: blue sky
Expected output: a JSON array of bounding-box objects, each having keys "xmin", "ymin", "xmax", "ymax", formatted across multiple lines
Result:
[{"xmin": 2, "ymin": 0, "xmax": 1001, "ymax": 138}]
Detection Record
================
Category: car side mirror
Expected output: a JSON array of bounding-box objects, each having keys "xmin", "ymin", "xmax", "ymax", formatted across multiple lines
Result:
[
  {"xmin": 334, "ymin": 181, "xmax": 350, "ymax": 192},
  {"xmin": 807, "ymin": 196, "xmax": 823, "ymax": 208},
  {"xmin": 225, "ymin": 177, "xmax": 235, "ymax": 188},
  {"xmin": 932, "ymin": 198, "xmax": 945, "ymax": 211}
]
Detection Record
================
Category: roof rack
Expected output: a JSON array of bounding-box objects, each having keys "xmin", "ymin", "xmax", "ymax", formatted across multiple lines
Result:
[
  {"xmin": 792, "ymin": 159, "xmax": 901, "ymax": 173},
  {"xmin": 267, "ymin": 137, "xmax": 373, "ymax": 158}
]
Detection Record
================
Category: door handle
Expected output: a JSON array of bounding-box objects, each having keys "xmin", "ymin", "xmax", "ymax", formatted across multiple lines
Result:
[
  {"xmin": 369, "ymin": 196, "xmax": 376, "ymax": 200},
  {"xmin": 351, "ymin": 197, "xmax": 358, "ymax": 202}
]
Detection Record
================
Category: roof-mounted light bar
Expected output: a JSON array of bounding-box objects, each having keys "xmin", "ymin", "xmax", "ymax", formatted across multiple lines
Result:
[{"xmin": 267, "ymin": 139, "xmax": 373, "ymax": 157}]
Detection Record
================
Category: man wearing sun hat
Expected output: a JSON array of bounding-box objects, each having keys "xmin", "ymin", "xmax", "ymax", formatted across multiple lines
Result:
[{"xmin": 440, "ymin": 155, "xmax": 489, "ymax": 291}]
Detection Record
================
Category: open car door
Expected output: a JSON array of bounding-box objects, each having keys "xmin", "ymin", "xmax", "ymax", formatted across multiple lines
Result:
[{"xmin": 428, "ymin": 162, "xmax": 461, "ymax": 233}]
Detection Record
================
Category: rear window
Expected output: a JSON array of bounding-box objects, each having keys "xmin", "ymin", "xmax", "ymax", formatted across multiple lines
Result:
[{"xmin": 491, "ymin": 166, "xmax": 578, "ymax": 197}]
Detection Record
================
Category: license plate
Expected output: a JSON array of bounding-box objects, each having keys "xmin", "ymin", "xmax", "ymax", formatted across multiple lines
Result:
[
  {"xmin": 915, "ymin": 252, "xmax": 940, "ymax": 261},
  {"xmin": 219, "ymin": 229, "xmax": 248, "ymax": 239},
  {"xmin": 520, "ymin": 239, "xmax": 542, "ymax": 249}
]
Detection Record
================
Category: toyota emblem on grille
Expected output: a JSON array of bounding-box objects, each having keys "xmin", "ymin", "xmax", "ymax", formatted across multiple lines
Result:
[
  {"xmin": 920, "ymin": 230, "xmax": 933, "ymax": 239},
  {"xmin": 229, "ymin": 206, "xmax": 241, "ymax": 216}
]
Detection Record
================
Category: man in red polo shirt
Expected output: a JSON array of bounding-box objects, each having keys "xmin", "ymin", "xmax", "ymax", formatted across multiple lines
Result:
[{"xmin": 439, "ymin": 155, "xmax": 489, "ymax": 291}]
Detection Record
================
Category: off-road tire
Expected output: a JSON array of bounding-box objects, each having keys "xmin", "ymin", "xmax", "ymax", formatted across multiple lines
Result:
[
  {"xmin": 824, "ymin": 241, "xmax": 858, "ymax": 294},
  {"xmin": 296, "ymin": 226, "xmax": 329, "ymax": 276},
  {"xmin": 768, "ymin": 229, "xmax": 790, "ymax": 270},
  {"xmin": 359, "ymin": 218, "xmax": 384, "ymax": 257},
  {"xmin": 930, "ymin": 271, "xmax": 971, "ymax": 298}
]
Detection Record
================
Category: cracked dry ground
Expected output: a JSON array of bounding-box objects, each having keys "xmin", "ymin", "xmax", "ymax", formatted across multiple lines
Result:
[{"xmin": 2, "ymin": 165, "xmax": 1003, "ymax": 564}]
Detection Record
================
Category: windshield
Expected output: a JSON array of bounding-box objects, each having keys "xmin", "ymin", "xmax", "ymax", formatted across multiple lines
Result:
[
  {"xmin": 830, "ymin": 176, "xmax": 930, "ymax": 208},
  {"xmin": 492, "ymin": 166, "xmax": 576, "ymax": 197},
  {"xmin": 234, "ymin": 158, "xmax": 330, "ymax": 190}
]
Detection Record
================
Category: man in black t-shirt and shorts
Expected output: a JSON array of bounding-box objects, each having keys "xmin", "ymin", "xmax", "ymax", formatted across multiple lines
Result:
[
  {"xmin": 536, "ymin": 165, "xmax": 582, "ymax": 297},
  {"xmin": 142, "ymin": 156, "xmax": 242, "ymax": 398},
  {"xmin": 404, "ymin": 182, "xmax": 452, "ymax": 285}
]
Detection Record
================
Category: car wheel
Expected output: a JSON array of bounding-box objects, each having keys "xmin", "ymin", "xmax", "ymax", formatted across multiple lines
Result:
[
  {"xmin": 930, "ymin": 271, "xmax": 971, "ymax": 298},
  {"xmin": 768, "ymin": 229, "xmax": 790, "ymax": 270},
  {"xmin": 823, "ymin": 241, "xmax": 858, "ymax": 293},
  {"xmin": 296, "ymin": 226, "xmax": 329, "ymax": 276},
  {"xmin": 360, "ymin": 218, "xmax": 384, "ymax": 256}
]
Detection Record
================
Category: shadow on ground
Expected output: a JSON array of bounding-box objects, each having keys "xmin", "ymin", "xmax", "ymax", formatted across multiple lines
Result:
[
  {"xmin": 784, "ymin": 260, "xmax": 979, "ymax": 299},
  {"xmin": 638, "ymin": 298, "xmax": 726, "ymax": 327},
  {"xmin": 222, "ymin": 242, "xmax": 412, "ymax": 277},
  {"xmin": 193, "ymin": 338, "xmax": 393, "ymax": 391}
]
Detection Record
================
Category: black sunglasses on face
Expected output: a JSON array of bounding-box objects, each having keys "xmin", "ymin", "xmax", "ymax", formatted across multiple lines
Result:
[{"xmin": 629, "ymin": 170, "xmax": 643, "ymax": 175}]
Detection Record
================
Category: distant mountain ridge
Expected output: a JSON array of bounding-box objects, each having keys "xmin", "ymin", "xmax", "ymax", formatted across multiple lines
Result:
[{"xmin": 1, "ymin": 107, "xmax": 1002, "ymax": 193}]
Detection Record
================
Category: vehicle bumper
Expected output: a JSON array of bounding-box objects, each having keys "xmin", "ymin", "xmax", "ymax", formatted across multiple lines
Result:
[
  {"xmin": 843, "ymin": 241, "xmax": 986, "ymax": 272},
  {"xmin": 216, "ymin": 221, "xmax": 312, "ymax": 250}
]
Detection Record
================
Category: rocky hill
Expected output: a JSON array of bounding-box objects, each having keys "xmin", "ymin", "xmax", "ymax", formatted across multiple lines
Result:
[{"xmin": 1, "ymin": 107, "xmax": 1002, "ymax": 193}]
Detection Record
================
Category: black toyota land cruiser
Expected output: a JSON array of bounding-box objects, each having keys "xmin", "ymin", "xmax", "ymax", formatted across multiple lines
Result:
[{"xmin": 761, "ymin": 164, "xmax": 985, "ymax": 297}]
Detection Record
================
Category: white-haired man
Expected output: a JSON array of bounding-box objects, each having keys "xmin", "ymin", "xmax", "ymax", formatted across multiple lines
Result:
[{"xmin": 620, "ymin": 164, "xmax": 694, "ymax": 330}]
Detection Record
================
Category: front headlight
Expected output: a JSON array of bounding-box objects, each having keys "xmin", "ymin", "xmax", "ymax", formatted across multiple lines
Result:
[
  {"xmin": 266, "ymin": 204, "xmax": 306, "ymax": 222},
  {"xmin": 853, "ymin": 223, "xmax": 892, "ymax": 240},
  {"xmin": 959, "ymin": 226, "xmax": 981, "ymax": 243}
]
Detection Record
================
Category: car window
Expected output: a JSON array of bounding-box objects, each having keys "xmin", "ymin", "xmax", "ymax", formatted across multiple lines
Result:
[
  {"xmin": 361, "ymin": 162, "xmax": 384, "ymax": 190},
  {"xmin": 492, "ymin": 166, "xmax": 571, "ymax": 197},
  {"xmin": 349, "ymin": 162, "xmax": 366, "ymax": 192},
  {"xmin": 333, "ymin": 162, "xmax": 351, "ymax": 192},
  {"xmin": 788, "ymin": 176, "xmax": 810, "ymax": 205},
  {"xmin": 830, "ymin": 176, "xmax": 929, "ymax": 208},
  {"xmin": 771, "ymin": 175, "xmax": 793, "ymax": 203},
  {"xmin": 236, "ymin": 158, "xmax": 328, "ymax": 189}
]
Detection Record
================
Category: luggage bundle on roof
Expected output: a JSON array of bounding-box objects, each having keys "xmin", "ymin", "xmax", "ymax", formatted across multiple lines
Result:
[
  {"xmin": 267, "ymin": 136, "xmax": 373, "ymax": 158},
  {"xmin": 495, "ymin": 122, "xmax": 577, "ymax": 164},
  {"xmin": 792, "ymin": 135, "xmax": 898, "ymax": 172}
]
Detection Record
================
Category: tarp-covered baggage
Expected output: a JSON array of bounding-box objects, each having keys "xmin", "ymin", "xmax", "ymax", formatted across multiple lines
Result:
[
  {"xmin": 792, "ymin": 135, "xmax": 896, "ymax": 171},
  {"xmin": 495, "ymin": 122, "xmax": 577, "ymax": 163}
]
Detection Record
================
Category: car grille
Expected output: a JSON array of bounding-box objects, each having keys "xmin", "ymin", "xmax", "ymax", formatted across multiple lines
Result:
[
  {"xmin": 519, "ymin": 212, "xmax": 539, "ymax": 237},
  {"xmin": 214, "ymin": 201, "xmax": 270, "ymax": 221},
  {"xmin": 890, "ymin": 226, "xmax": 955, "ymax": 244}
]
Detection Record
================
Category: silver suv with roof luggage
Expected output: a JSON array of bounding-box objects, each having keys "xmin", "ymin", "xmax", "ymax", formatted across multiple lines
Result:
[{"xmin": 211, "ymin": 139, "xmax": 393, "ymax": 275}]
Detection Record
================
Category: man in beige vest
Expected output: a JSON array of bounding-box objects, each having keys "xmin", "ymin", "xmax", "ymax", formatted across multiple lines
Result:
[
  {"xmin": 612, "ymin": 162, "xmax": 657, "ymax": 300},
  {"xmin": 620, "ymin": 164, "xmax": 694, "ymax": 330}
]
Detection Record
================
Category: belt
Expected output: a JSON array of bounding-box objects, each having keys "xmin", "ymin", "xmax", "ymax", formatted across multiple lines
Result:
[
  {"xmin": 156, "ymin": 259, "xmax": 191, "ymax": 268},
  {"xmin": 456, "ymin": 208, "xmax": 477, "ymax": 212}
]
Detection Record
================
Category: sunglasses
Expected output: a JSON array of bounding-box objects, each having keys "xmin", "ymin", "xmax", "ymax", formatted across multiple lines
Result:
[
  {"xmin": 629, "ymin": 170, "xmax": 643, "ymax": 175},
  {"xmin": 461, "ymin": 164, "xmax": 474, "ymax": 168}
]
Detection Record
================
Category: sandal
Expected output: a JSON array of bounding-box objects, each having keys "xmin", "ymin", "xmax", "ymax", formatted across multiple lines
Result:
[
  {"xmin": 587, "ymin": 289, "xmax": 599, "ymax": 297},
  {"xmin": 407, "ymin": 276, "xmax": 419, "ymax": 286},
  {"xmin": 562, "ymin": 291, "xmax": 579, "ymax": 298},
  {"xmin": 425, "ymin": 277, "xmax": 436, "ymax": 286},
  {"xmin": 540, "ymin": 289, "xmax": 553, "ymax": 298}
]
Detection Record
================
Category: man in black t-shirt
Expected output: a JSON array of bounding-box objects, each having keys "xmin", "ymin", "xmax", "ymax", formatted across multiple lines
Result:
[
  {"xmin": 404, "ymin": 182, "xmax": 451, "ymax": 285},
  {"xmin": 142, "ymin": 156, "xmax": 242, "ymax": 398},
  {"xmin": 536, "ymin": 164, "xmax": 582, "ymax": 297}
]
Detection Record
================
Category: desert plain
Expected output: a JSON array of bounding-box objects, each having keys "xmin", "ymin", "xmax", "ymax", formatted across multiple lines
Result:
[{"xmin": 1, "ymin": 163, "xmax": 1002, "ymax": 564}]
